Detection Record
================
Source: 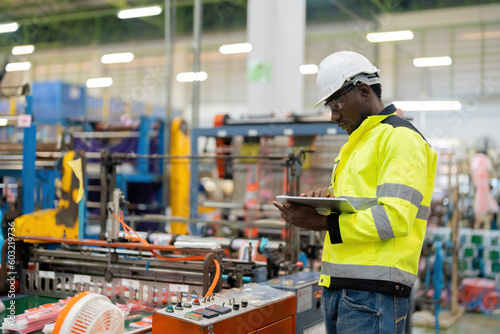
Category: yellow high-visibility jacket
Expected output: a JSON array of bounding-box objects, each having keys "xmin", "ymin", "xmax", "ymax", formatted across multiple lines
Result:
[{"xmin": 319, "ymin": 104, "xmax": 437, "ymax": 297}]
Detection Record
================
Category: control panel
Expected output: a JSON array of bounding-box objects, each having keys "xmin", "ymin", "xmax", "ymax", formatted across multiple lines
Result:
[
  {"xmin": 155, "ymin": 294, "xmax": 253, "ymax": 326},
  {"xmin": 153, "ymin": 292, "xmax": 297, "ymax": 334}
]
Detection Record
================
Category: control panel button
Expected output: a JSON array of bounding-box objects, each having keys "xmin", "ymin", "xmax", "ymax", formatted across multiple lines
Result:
[
  {"xmin": 206, "ymin": 304, "xmax": 231, "ymax": 314},
  {"xmin": 193, "ymin": 308, "xmax": 219, "ymax": 319},
  {"xmin": 185, "ymin": 311, "xmax": 203, "ymax": 321}
]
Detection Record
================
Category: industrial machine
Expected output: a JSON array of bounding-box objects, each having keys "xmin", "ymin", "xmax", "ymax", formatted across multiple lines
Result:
[
  {"xmin": 0, "ymin": 109, "xmax": 341, "ymax": 333},
  {"xmin": 261, "ymin": 271, "xmax": 324, "ymax": 333},
  {"xmin": 12, "ymin": 150, "xmax": 84, "ymax": 240},
  {"xmin": 152, "ymin": 284, "xmax": 297, "ymax": 334}
]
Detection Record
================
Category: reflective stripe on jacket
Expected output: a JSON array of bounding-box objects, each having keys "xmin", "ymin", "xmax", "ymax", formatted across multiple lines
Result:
[{"xmin": 319, "ymin": 104, "xmax": 437, "ymax": 297}]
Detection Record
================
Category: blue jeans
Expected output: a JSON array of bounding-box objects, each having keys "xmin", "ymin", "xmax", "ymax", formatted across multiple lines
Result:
[{"xmin": 322, "ymin": 287, "xmax": 409, "ymax": 333}]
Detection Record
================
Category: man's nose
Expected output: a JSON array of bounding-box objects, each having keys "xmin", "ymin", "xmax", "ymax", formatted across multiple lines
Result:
[{"xmin": 331, "ymin": 111, "xmax": 340, "ymax": 122}]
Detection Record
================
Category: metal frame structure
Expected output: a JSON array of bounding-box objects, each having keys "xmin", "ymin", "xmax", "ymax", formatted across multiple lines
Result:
[
  {"xmin": 3, "ymin": 236, "xmax": 223, "ymax": 305},
  {"xmin": 189, "ymin": 121, "xmax": 346, "ymax": 220},
  {"xmin": 189, "ymin": 121, "xmax": 346, "ymax": 268},
  {"xmin": 0, "ymin": 96, "xmax": 37, "ymax": 214}
]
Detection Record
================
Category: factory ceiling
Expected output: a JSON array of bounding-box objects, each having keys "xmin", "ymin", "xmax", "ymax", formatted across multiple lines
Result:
[{"xmin": 0, "ymin": 0, "xmax": 499, "ymax": 52}]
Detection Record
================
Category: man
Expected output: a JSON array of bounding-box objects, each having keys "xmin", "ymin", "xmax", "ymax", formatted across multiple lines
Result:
[{"xmin": 273, "ymin": 51, "xmax": 437, "ymax": 333}]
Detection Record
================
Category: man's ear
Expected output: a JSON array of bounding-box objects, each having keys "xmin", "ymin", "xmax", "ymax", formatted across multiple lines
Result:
[{"xmin": 358, "ymin": 83, "xmax": 371, "ymax": 100}]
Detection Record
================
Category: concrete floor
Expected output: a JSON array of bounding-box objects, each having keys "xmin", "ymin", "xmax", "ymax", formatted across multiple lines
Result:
[
  {"xmin": 412, "ymin": 312, "xmax": 500, "ymax": 334},
  {"xmin": 306, "ymin": 312, "xmax": 500, "ymax": 333}
]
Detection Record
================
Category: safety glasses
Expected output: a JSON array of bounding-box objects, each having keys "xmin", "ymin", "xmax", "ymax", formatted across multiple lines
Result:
[{"xmin": 324, "ymin": 84, "xmax": 357, "ymax": 112}]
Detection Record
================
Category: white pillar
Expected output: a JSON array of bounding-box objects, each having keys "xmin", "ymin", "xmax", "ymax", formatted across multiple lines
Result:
[
  {"xmin": 378, "ymin": 42, "xmax": 396, "ymax": 103},
  {"xmin": 247, "ymin": 0, "xmax": 306, "ymax": 115}
]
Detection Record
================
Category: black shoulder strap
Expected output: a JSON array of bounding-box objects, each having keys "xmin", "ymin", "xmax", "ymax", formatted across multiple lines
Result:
[{"xmin": 381, "ymin": 115, "xmax": 430, "ymax": 146}]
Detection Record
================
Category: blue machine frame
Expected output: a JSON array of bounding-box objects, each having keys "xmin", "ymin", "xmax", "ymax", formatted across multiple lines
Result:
[
  {"xmin": 114, "ymin": 115, "xmax": 165, "ymax": 201},
  {"xmin": 0, "ymin": 96, "xmax": 37, "ymax": 215}
]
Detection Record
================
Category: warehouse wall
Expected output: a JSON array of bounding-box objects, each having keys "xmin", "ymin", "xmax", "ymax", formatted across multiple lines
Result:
[
  {"xmin": 5, "ymin": 3, "xmax": 500, "ymax": 145},
  {"xmin": 304, "ymin": 3, "xmax": 500, "ymax": 146}
]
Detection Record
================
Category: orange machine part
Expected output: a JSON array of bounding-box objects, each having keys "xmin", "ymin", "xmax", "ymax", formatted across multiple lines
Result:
[
  {"xmin": 214, "ymin": 114, "xmax": 231, "ymax": 179},
  {"xmin": 152, "ymin": 295, "xmax": 296, "ymax": 334}
]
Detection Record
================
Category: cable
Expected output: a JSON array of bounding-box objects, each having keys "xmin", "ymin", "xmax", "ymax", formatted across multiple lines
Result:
[
  {"xmin": 111, "ymin": 211, "xmax": 221, "ymax": 296},
  {"xmin": 111, "ymin": 212, "xmax": 204, "ymax": 262},
  {"xmin": 204, "ymin": 259, "xmax": 220, "ymax": 299}
]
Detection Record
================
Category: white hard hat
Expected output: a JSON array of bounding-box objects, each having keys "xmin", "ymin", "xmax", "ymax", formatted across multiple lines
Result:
[{"xmin": 314, "ymin": 51, "xmax": 380, "ymax": 107}]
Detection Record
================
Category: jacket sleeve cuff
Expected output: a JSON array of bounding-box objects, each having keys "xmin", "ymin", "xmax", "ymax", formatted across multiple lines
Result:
[{"xmin": 327, "ymin": 213, "xmax": 343, "ymax": 244}]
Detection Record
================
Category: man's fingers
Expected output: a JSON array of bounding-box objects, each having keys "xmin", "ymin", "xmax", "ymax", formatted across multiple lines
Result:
[
  {"xmin": 272, "ymin": 201, "xmax": 284, "ymax": 211},
  {"xmin": 321, "ymin": 188, "xmax": 332, "ymax": 197},
  {"xmin": 314, "ymin": 188, "xmax": 323, "ymax": 197}
]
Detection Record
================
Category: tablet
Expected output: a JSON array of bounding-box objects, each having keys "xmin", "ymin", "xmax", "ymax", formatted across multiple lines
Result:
[{"xmin": 275, "ymin": 195, "xmax": 356, "ymax": 213}]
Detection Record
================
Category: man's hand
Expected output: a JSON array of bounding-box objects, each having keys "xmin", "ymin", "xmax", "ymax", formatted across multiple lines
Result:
[
  {"xmin": 300, "ymin": 187, "xmax": 333, "ymax": 198},
  {"xmin": 272, "ymin": 200, "xmax": 328, "ymax": 231}
]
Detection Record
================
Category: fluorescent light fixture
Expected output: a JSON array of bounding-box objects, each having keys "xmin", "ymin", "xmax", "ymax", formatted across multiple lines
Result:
[
  {"xmin": 366, "ymin": 30, "xmax": 413, "ymax": 43},
  {"xmin": 101, "ymin": 52, "xmax": 134, "ymax": 64},
  {"xmin": 176, "ymin": 72, "xmax": 208, "ymax": 82},
  {"xmin": 413, "ymin": 56, "xmax": 452, "ymax": 67},
  {"xmin": 219, "ymin": 43, "xmax": 252, "ymax": 55},
  {"xmin": 0, "ymin": 22, "xmax": 19, "ymax": 34},
  {"xmin": 118, "ymin": 6, "xmax": 162, "ymax": 19},
  {"xmin": 299, "ymin": 64, "xmax": 318, "ymax": 75},
  {"xmin": 12, "ymin": 45, "xmax": 35, "ymax": 55},
  {"xmin": 86, "ymin": 77, "xmax": 113, "ymax": 88},
  {"xmin": 393, "ymin": 100, "xmax": 461, "ymax": 111},
  {"xmin": 6, "ymin": 62, "xmax": 31, "ymax": 72},
  {"xmin": 0, "ymin": 118, "xmax": 7, "ymax": 126}
]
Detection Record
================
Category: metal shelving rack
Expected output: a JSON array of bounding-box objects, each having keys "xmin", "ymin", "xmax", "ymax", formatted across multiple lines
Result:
[{"xmin": 189, "ymin": 121, "xmax": 346, "ymax": 220}]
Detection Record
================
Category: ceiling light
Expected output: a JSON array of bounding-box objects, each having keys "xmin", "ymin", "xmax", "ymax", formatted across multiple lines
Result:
[
  {"xmin": 12, "ymin": 45, "xmax": 35, "ymax": 55},
  {"xmin": 413, "ymin": 56, "xmax": 452, "ymax": 67},
  {"xmin": 101, "ymin": 52, "xmax": 134, "ymax": 64},
  {"xmin": 299, "ymin": 64, "xmax": 318, "ymax": 75},
  {"xmin": 176, "ymin": 72, "xmax": 208, "ymax": 82},
  {"xmin": 86, "ymin": 77, "xmax": 113, "ymax": 88},
  {"xmin": 117, "ymin": 6, "xmax": 162, "ymax": 19},
  {"xmin": 219, "ymin": 43, "xmax": 252, "ymax": 55},
  {"xmin": 0, "ymin": 119, "xmax": 8, "ymax": 126},
  {"xmin": 6, "ymin": 62, "xmax": 31, "ymax": 72},
  {"xmin": 393, "ymin": 101, "xmax": 461, "ymax": 111},
  {"xmin": 0, "ymin": 22, "xmax": 19, "ymax": 34},
  {"xmin": 366, "ymin": 30, "xmax": 414, "ymax": 43}
]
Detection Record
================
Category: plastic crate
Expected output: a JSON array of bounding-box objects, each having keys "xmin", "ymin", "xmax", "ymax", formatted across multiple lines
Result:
[
  {"xmin": 427, "ymin": 227, "xmax": 452, "ymax": 242},
  {"xmin": 484, "ymin": 260, "xmax": 500, "ymax": 276},
  {"xmin": 484, "ymin": 247, "xmax": 500, "ymax": 261},
  {"xmin": 32, "ymin": 81, "xmax": 86, "ymax": 124},
  {"xmin": 470, "ymin": 229, "xmax": 492, "ymax": 246},
  {"xmin": 460, "ymin": 244, "xmax": 478, "ymax": 258},
  {"xmin": 491, "ymin": 231, "xmax": 500, "ymax": 246}
]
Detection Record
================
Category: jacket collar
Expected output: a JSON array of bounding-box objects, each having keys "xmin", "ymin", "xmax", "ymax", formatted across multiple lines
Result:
[
  {"xmin": 350, "ymin": 104, "xmax": 397, "ymax": 139},
  {"xmin": 377, "ymin": 104, "xmax": 397, "ymax": 116}
]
